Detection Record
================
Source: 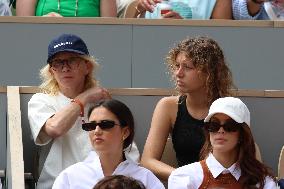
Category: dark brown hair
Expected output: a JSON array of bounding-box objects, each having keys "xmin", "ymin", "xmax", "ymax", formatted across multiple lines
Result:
[
  {"xmin": 200, "ymin": 124, "xmax": 276, "ymax": 189},
  {"xmin": 93, "ymin": 175, "xmax": 146, "ymax": 189},
  {"xmin": 166, "ymin": 36, "xmax": 234, "ymax": 106},
  {"xmin": 88, "ymin": 99, "xmax": 135, "ymax": 149}
]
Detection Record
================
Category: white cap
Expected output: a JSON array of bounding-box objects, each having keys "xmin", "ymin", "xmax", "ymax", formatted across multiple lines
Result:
[{"xmin": 204, "ymin": 97, "xmax": 250, "ymax": 127}]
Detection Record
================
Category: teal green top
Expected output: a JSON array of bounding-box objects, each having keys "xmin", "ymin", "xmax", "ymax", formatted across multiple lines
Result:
[{"xmin": 36, "ymin": 0, "xmax": 100, "ymax": 17}]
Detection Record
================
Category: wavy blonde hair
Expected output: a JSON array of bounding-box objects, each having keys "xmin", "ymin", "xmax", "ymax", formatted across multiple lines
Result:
[
  {"xmin": 166, "ymin": 36, "xmax": 234, "ymax": 106},
  {"xmin": 39, "ymin": 54, "xmax": 98, "ymax": 95}
]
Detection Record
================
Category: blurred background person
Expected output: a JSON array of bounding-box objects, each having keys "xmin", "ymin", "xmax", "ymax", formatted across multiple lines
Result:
[
  {"xmin": 16, "ymin": 0, "xmax": 117, "ymax": 17},
  {"xmin": 93, "ymin": 175, "xmax": 146, "ymax": 189}
]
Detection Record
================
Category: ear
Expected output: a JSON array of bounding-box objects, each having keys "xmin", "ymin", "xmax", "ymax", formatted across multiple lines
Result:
[
  {"xmin": 122, "ymin": 127, "xmax": 130, "ymax": 141},
  {"xmin": 84, "ymin": 61, "xmax": 92, "ymax": 75},
  {"xmin": 49, "ymin": 67, "xmax": 54, "ymax": 75}
]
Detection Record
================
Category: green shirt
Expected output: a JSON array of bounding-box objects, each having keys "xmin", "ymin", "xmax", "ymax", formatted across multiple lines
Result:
[{"xmin": 36, "ymin": 0, "xmax": 100, "ymax": 17}]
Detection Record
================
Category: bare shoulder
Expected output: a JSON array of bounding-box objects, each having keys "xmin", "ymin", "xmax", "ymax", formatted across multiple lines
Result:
[{"xmin": 157, "ymin": 96, "xmax": 179, "ymax": 107}]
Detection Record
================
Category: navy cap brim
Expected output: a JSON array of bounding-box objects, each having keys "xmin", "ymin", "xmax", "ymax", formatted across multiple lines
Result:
[{"xmin": 47, "ymin": 49, "xmax": 88, "ymax": 62}]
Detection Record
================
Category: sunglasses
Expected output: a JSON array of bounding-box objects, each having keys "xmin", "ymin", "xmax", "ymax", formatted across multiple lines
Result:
[
  {"xmin": 82, "ymin": 120, "xmax": 121, "ymax": 131},
  {"xmin": 49, "ymin": 57, "xmax": 84, "ymax": 71},
  {"xmin": 204, "ymin": 120, "xmax": 243, "ymax": 133}
]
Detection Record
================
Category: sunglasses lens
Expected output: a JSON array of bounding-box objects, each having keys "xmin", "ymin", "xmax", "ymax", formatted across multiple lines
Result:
[
  {"xmin": 82, "ymin": 123, "xmax": 96, "ymax": 131},
  {"xmin": 98, "ymin": 120, "xmax": 116, "ymax": 129},
  {"xmin": 205, "ymin": 121, "xmax": 241, "ymax": 132}
]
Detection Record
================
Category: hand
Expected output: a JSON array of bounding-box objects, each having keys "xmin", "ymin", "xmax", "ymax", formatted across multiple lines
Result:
[
  {"xmin": 138, "ymin": 0, "xmax": 161, "ymax": 12},
  {"xmin": 162, "ymin": 11, "xmax": 183, "ymax": 19},
  {"xmin": 42, "ymin": 12, "xmax": 63, "ymax": 17},
  {"xmin": 78, "ymin": 87, "xmax": 111, "ymax": 105}
]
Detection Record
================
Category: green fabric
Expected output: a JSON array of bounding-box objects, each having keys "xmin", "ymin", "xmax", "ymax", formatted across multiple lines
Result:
[{"xmin": 35, "ymin": 0, "xmax": 100, "ymax": 17}]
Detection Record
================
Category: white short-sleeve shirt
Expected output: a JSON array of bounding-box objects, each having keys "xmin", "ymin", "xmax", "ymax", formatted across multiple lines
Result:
[
  {"xmin": 52, "ymin": 151, "xmax": 165, "ymax": 189},
  {"xmin": 28, "ymin": 93, "xmax": 140, "ymax": 189},
  {"xmin": 168, "ymin": 153, "xmax": 277, "ymax": 189}
]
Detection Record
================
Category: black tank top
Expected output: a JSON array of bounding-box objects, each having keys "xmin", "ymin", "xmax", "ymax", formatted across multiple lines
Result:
[{"xmin": 172, "ymin": 95, "xmax": 205, "ymax": 167}]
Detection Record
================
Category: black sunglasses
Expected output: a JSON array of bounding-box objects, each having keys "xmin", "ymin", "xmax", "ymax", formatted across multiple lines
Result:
[
  {"xmin": 82, "ymin": 120, "xmax": 121, "ymax": 131},
  {"xmin": 204, "ymin": 120, "xmax": 243, "ymax": 133}
]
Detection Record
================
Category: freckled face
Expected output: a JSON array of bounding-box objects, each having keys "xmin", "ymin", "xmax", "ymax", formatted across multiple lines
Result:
[{"xmin": 173, "ymin": 52, "xmax": 207, "ymax": 94}]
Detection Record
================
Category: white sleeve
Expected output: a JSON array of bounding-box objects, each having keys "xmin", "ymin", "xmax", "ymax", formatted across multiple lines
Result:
[
  {"xmin": 28, "ymin": 93, "xmax": 56, "ymax": 145},
  {"xmin": 52, "ymin": 171, "xmax": 71, "ymax": 189},
  {"xmin": 168, "ymin": 169, "xmax": 192, "ymax": 189},
  {"xmin": 263, "ymin": 176, "xmax": 278, "ymax": 189},
  {"xmin": 124, "ymin": 142, "xmax": 140, "ymax": 163}
]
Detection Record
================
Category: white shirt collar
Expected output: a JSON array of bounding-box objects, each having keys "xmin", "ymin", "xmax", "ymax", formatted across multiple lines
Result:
[{"xmin": 206, "ymin": 153, "xmax": 241, "ymax": 180}]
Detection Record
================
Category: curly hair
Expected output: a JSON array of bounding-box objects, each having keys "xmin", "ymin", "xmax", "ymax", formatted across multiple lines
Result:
[
  {"xmin": 200, "ymin": 125, "xmax": 276, "ymax": 189},
  {"xmin": 39, "ymin": 54, "xmax": 98, "ymax": 95},
  {"xmin": 166, "ymin": 36, "xmax": 234, "ymax": 106}
]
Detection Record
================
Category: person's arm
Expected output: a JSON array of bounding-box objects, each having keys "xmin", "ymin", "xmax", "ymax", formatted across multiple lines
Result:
[
  {"xmin": 247, "ymin": 0, "xmax": 266, "ymax": 16},
  {"xmin": 100, "ymin": 0, "xmax": 117, "ymax": 17},
  {"xmin": 16, "ymin": 0, "xmax": 37, "ymax": 16},
  {"xmin": 140, "ymin": 97, "xmax": 177, "ymax": 181},
  {"xmin": 43, "ymin": 87, "xmax": 110, "ymax": 138},
  {"xmin": 232, "ymin": 0, "xmax": 267, "ymax": 19},
  {"xmin": 211, "ymin": 0, "xmax": 232, "ymax": 19}
]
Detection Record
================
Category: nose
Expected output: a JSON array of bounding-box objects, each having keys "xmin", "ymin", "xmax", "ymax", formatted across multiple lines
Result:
[
  {"xmin": 94, "ymin": 125, "xmax": 102, "ymax": 135},
  {"xmin": 61, "ymin": 62, "xmax": 71, "ymax": 72},
  {"xmin": 175, "ymin": 66, "xmax": 184, "ymax": 78},
  {"xmin": 217, "ymin": 126, "xmax": 225, "ymax": 133}
]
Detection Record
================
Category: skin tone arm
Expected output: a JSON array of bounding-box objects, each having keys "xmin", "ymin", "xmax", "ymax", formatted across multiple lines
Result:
[
  {"xmin": 43, "ymin": 87, "xmax": 111, "ymax": 138},
  {"xmin": 16, "ymin": 0, "xmax": 37, "ymax": 16},
  {"xmin": 100, "ymin": 0, "xmax": 117, "ymax": 17},
  {"xmin": 141, "ymin": 96, "xmax": 177, "ymax": 181},
  {"xmin": 247, "ymin": 0, "xmax": 266, "ymax": 16},
  {"xmin": 211, "ymin": 0, "xmax": 232, "ymax": 19}
]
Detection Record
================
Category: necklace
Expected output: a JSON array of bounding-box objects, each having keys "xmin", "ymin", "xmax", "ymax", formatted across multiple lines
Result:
[{"xmin": 57, "ymin": 0, "xmax": 79, "ymax": 16}]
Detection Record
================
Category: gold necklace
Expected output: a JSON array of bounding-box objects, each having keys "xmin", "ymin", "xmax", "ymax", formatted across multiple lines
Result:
[{"xmin": 57, "ymin": 0, "xmax": 79, "ymax": 16}]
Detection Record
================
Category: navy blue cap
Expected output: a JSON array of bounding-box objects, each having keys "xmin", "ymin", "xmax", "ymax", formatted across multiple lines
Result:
[{"xmin": 47, "ymin": 34, "xmax": 89, "ymax": 63}]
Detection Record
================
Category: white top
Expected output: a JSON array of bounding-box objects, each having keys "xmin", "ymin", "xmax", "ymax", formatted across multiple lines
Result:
[
  {"xmin": 168, "ymin": 153, "xmax": 278, "ymax": 189},
  {"xmin": 52, "ymin": 151, "xmax": 165, "ymax": 189},
  {"xmin": 28, "ymin": 92, "xmax": 140, "ymax": 189}
]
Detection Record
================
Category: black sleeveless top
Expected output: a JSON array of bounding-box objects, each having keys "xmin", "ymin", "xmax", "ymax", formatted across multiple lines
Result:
[{"xmin": 172, "ymin": 95, "xmax": 205, "ymax": 167}]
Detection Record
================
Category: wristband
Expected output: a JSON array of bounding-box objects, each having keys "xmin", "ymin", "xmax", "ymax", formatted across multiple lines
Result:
[{"xmin": 71, "ymin": 99, "xmax": 84, "ymax": 117}]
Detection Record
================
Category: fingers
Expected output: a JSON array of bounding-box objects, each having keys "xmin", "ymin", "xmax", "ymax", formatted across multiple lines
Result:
[
  {"xmin": 162, "ymin": 11, "xmax": 183, "ymax": 19},
  {"xmin": 139, "ymin": 0, "xmax": 161, "ymax": 12},
  {"xmin": 101, "ymin": 88, "xmax": 112, "ymax": 99}
]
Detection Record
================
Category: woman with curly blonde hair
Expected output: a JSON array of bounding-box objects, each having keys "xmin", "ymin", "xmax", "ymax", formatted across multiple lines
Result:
[
  {"xmin": 141, "ymin": 36, "xmax": 234, "ymax": 181},
  {"xmin": 28, "ymin": 34, "xmax": 140, "ymax": 189}
]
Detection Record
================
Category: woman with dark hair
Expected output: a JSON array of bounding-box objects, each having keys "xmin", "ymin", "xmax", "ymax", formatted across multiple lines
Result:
[
  {"xmin": 93, "ymin": 175, "xmax": 146, "ymax": 189},
  {"xmin": 168, "ymin": 97, "xmax": 277, "ymax": 189},
  {"xmin": 141, "ymin": 36, "xmax": 234, "ymax": 180},
  {"xmin": 52, "ymin": 99, "xmax": 164, "ymax": 189}
]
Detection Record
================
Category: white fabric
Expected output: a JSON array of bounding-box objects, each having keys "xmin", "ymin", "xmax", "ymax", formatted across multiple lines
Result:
[
  {"xmin": 204, "ymin": 97, "xmax": 250, "ymax": 126},
  {"xmin": 52, "ymin": 151, "xmax": 164, "ymax": 189},
  {"xmin": 264, "ymin": 2, "xmax": 284, "ymax": 20},
  {"xmin": 168, "ymin": 153, "xmax": 277, "ymax": 189},
  {"xmin": 28, "ymin": 92, "xmax": 140, "ymax": 189},
  {"xmin": 145, "ymin": 0, "xmax": 217, "ymax": 19},
  {"xmin": 0, "ymin": 179, "xmax": 2, "ymax": 189}
]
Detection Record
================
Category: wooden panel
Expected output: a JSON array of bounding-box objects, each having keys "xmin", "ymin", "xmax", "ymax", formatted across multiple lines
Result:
[
  {"xmin": 6, "ymin": 86, "xmax": 24, "ymax": 189},
  {"xmin": 0, "ymin": 17, "xmax": 273, "ymax": 27}
]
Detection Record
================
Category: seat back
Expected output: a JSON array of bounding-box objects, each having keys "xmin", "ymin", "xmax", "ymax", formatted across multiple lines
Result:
[
  {"xmin": 279, "ymin": 145, "xmax": 284, "ymax": 178},
  {"xmin": 255, "ymin": 142, "xmax": 262, "ymax": 162},
  {"xmin": 123, "ymin": 0, "xmax": 139, "ymax": 18},
  {"xmin": 161, "ymin": 137, "xmax": 177, "ymax": 168}
]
